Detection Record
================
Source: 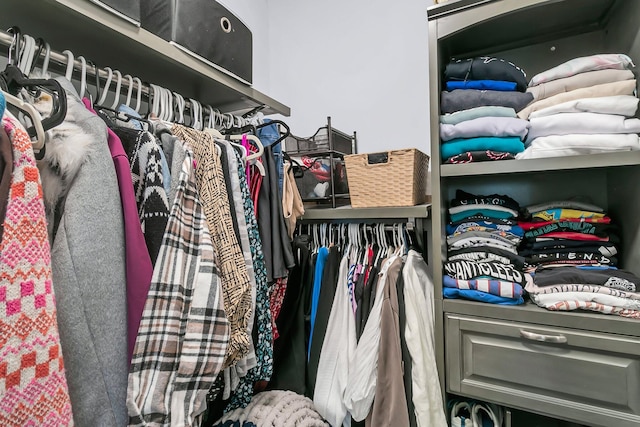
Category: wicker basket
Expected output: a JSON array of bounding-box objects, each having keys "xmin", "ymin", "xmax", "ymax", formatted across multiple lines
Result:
[{"xmin": 344, "ymin": 148, "xmax": 430, "ymax": 208}]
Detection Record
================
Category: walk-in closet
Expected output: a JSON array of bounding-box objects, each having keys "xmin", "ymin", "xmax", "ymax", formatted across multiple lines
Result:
[{"xmin": 1, "ymin": 1, "xmax": 639, "ymax": 427}]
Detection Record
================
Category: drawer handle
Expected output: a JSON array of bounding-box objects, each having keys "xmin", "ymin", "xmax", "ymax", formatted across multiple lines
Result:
[{"xmin": 520, "ymin": 329, "xmax": 567, "ymax": 344}]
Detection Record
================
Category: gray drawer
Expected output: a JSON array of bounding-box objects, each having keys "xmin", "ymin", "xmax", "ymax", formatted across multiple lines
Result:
[{"xmin": 446, "ymin": 314, "xmax": 640, "ymax": 427}]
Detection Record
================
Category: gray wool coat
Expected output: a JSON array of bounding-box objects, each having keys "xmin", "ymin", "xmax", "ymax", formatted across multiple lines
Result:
[{"xmin": 36, "ymin": 78, "xmax": 128, "ymax": 427}]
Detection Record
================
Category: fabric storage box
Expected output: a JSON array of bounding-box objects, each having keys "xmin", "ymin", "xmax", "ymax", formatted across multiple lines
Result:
[
  {"xmin": 344, "ymin": 148, "xmax": 430, "ymax": 208},
  {"xmin": 140, "ymin": 0, "xmax": 253, "ymax": 84},
  {"xmin": 91, "ymin": 0, "xmax": 140, "ymax": 25}
]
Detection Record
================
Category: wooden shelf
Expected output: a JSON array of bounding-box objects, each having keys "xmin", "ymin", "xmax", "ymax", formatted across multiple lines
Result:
[
  {"xmin": 300, "ymin": 203, "xmax": 431, "ymax": 221},
  {"xmin": 1, "ymin": 0, "xmax": 290, "ymax": 115},
  {"xmin": 440, "ymin": 151, "xmax": 640, "ymax": 177}
]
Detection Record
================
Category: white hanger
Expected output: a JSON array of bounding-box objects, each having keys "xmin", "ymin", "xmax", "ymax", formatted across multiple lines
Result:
[
  {"xmin": 149, "ymin": 84, "xmax": 160, "ymax": 117},
  {"xmin": 124, "ymin": 74, "xmax": 134, "ymax": 108},
  {"xmin": 97, "ymin": 67, "xmax": 113, "ymax": 106},
  {"xmin": 133, "ymin": 77, "xmax": 143, "ymax": 113},
  {"xmin": 173, "ymin": 92, "xmax": 185, "ymax": 124},
  {"xmin": 77, "ymin": 56, "xmax": 87, "ymax": 99},
  {"xmin": 2, "ymin": 90, "xmax": 46, "ymax": 151},
  {"xmin": 110, "ymin": 70, "xmax": 123, "ymax": 109},
  {"xmin": 62, "ymin": 49, "xmax": 74, "ymax": 81},
  {"xmin": 18, "ymin": 35, "xmax": 37, "ymax": 76},
  {"xmin": 40, "ymin": 42, "xmax": 51, "ymax": 76}
]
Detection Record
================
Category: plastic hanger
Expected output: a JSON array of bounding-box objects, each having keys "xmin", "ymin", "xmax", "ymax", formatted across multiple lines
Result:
[
  {"xmin": 133, "ymin": 77, "xmax": 142, "ymax": 113},
  {"xmin": 40, "ymin": 41, "xmax": 51, "ymax": 76},
  {"xmin": 124, "ymin": 74, "xmax": 134, "ymax": 108},
  {"xmin": 62, "ymin": 49, "xmax": 74, "ymax": 81},
  {"xmin": 18, "ymin": 35, "xmax": 37, "ymax": 76},
  {"xmin": 2, "ymin": 90, "xmax": 46, "ymax": 151},
  {"xmin": 110, "ymin": 70, "xmax": 123, "ymax": 109},
  {"xmin": 77, "ymin": 56, "xmax": 87, "ymax": 99},
  {"xmin": 173, "ymin": 92, "xmax": 185, "ymax": 124},
  {"xmin": 96, "ymin": 67, "xmax": 113, "ymax": 106}
]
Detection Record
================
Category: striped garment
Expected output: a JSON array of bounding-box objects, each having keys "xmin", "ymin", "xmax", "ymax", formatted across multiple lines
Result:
[
  {"xmin": 0, "ymin": 116, "xmax": 73, "ymax": 426},
  {"xmin": 172, "ymin": 125, "xmax": 252, "ymax": 367},
  {"xmin": 128, "ymin": 148, "xmax": 230, "ymax": 427},
  {"xmin": 532, "ymin": 298, "xmax": 640, "ymax": 319},
  {"xmin": 525, "ymin": 282, "xmax": 640, "ymax": 300},
  {"xmin": 443, "ymin": 274, "xmax": 524, "ymax": 299}
]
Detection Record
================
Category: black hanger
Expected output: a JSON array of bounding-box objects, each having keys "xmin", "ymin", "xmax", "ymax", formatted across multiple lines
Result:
[
  {"xmin": 1, "ymin": 65, "xmax": 67, "ymax": 155},
  {"xmin": 256, "ymin": 119, "xmax": 290, "ymax": 147}
]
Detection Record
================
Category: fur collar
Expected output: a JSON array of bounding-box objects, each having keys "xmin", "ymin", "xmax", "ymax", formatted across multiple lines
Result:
[{"xmin": 32, "ymin": 87, "xmax": 93, "ymax": 208}]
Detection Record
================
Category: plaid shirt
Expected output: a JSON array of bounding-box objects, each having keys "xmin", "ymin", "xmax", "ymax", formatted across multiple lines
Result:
[
  {"xmin": 172, "ymin": 126, "xmax": 252, "ymax": 367},
  {"xmin": 127, "ymin": 148, "xmax": 230, "ymax": 427}
]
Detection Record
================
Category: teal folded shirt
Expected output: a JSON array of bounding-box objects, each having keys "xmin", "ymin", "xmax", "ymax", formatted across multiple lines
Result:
[{"xmin": 441, "ymin": 136, "xmax": 525, "ymax": 159}]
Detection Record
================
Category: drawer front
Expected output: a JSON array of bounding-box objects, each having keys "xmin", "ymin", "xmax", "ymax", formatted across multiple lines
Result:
[{"xmin": 446, "ymin": 314, "xmax": 640, "ymax": 427}]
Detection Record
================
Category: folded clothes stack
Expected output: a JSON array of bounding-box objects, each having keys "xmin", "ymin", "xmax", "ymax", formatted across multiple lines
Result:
[
  {"xmin": 517, "ymin": 54, "xmax": 640, "ymax": 159},
  {"xmin": 443, "ymin": 189, "xmax": 528, "ymax": 305},
  {"xmin": 519, "ymin": 199, "xmax": 640, "ymax": 319},
  {"xmin": 440, "ymin": 56, "xmax": 533, "ymax": 163}
]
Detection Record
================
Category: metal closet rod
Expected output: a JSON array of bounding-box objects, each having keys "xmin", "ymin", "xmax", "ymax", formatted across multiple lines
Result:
[{"xmin": 0, "ymin": 29, "xmax": 265, "ymax": 119}]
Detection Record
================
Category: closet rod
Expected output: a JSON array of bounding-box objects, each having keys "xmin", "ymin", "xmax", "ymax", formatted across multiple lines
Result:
[
  {"xmin": 0, "ymin": 30, "xmax": 154, "ymax": 97},
  {"xmin": 0, "ymin": 29, "xmax": 265, "ymax": 120}
]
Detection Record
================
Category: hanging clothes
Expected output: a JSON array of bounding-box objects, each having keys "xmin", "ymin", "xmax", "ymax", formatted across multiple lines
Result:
[
  {"xmin": 112, "ymin": 127, "xmax": 171, "ymax": 265},
  {"xmin": 34, "ymin": 77, "xmax": 128, "ymax": 427},
  {"xmin": 258, "ymin": 145, "xmax": 295, "ymax": 282},
  {"xmin": 224, "ymin": 141, "xmax": 273, "ymax": 411},
  {"xmin": 365, "ymin": 259, "xmax": 410, "ymax": 426},
  {"xmin": 0, "ymin": 126, "xmax": 12, "ymax": 244},
  {"xmin": 403, "ymin": 250, "xmax": 448, "ymax": 426},
  {"xmin": 268, "ymin": 234, "xmax": 313, "ymax": 395},
  {"xmin": 172, "ymin": 125, "xmax": 253, "ymax": 367},
  {"xmin": 0, "ymin": 114, "xmax": 74, "ymax": 427},
  {"xmin": 83, "ymin": 98, "xmax": 153, "ymax": 364},
  {"xmin": 128, "ymin": 148, "xmax": 230, "ymax": 426}
]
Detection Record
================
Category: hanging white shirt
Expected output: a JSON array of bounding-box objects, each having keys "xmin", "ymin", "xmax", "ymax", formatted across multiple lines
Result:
[
  {"xmin": 403, "ymin": 250, "xmax": 448, "ymax": 427},
  {"xmin": 314, "ymin": 255, "xmax": 356, "ymax": 427},
  {"xmin": 343, "ymin": 255, "xmax": 400, "ymax": 421}
]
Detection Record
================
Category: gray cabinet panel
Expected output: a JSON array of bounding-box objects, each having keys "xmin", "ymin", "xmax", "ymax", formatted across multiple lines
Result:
[{"xmin": 446, "ymin": 314, "xmax": 640, "ymax": 427}]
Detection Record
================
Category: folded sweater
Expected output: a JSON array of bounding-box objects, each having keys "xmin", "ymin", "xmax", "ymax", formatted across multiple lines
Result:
[
  {"xmin": 442, "ymin": 90, "xmax": 533, "ymax": 114},
  {"xmin": 527, "ymin": 69, "xmax": 634, "ymax": 101},
  {"xmin": 516, "ymin": 133, "xmax": 640, "ymax": 160},
  {"xmin": 440, "ymin": 116, "xmax": 530, "ymax": 142},
  {"xmin": 529, "ymin": 95, "xmax": 639, "ymax": 119},
  {"xmin": 441, "ymin": 136, "xmax": 525, "ymax": 159},
  {"xmin": 529, "ymin": 53, "xmax": 635, "ymax": 87},
  {"xmin": 440, "ymin": 106, "xmax": 517, "ymax": 125},
  {"xmin": 526, "ymin": 112, "xmax": 640, "ymax": 143}
]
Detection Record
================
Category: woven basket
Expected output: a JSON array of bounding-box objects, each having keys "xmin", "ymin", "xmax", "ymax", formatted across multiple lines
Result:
[{"xmin": 344, "ymin": 148, "xmax": 430, "ymax": 208}]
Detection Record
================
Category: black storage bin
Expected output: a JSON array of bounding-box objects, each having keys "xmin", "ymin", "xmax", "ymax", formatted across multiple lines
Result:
[
  {"xmin": 91, "ymin": 0, "xmax": 141, "ymax": 24},
  {"xmin": 140, "ymin": 0, "xmax": 253, "ymax": 84}
]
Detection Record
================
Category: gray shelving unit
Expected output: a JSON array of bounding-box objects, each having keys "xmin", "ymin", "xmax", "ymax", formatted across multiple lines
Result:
[
  {"xmin": 428, "ymin": 1, "xmax": 640, "ymax": 426},
  {"xmin": 1, "ymin": 0, "xmax": 290, "ymax": 115}
]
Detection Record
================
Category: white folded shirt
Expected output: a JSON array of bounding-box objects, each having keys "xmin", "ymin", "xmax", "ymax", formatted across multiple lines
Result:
[
  {"xmin": 440, "ymin": 116, "xmax": 530, "ymax": 142},
  {"xmin": 516, "ymin": 133, "xmax": 640, "ymax": 159},
  {"xmin": 529, "ymin": 53, "xmax": 635, "ymax": 87},
  {"xmin": 529, "ymin": 95, "xmax": 640, "ymax": 119},
  {"xmin": 532, "ymin": 291, "xmax": 640, "ymax": 311},
  {"xmin": 526, "ymin": 113, "xmax": 640, "ymax": 143}
]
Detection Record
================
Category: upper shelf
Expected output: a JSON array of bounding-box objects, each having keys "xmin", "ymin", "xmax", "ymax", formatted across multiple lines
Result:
[
  {"xmin": 440, "ymin": 151, "xmax": 640, "ymax": 177},
  {"xmin": 429, "ymin": 0, "xmax": 618, "ymax": 59},
  {"xmin": 1, "ymin": 0, "xmax": 290, "ymax": 116},
  {"xmin": 300, "ymin": 204, "xmax": 431, "ymax": 221}
]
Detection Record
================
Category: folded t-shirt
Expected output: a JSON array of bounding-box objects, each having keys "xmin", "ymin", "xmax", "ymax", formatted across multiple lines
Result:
[
  {"xmin": 442, "ymin": 90, "xmax": 534, "ymax": 114},
  {"xmin": 441, "ymin": 136, "xmax": 525, "ymax": 159},
  {"xmin": 445, "ymin": 150, "xmax": 516, "ymax": 164},
  {"xmin": 440, "ymin": 106, "xmax": 517, "ymax": 125},
  {"xmin": 529, "ymin": 54, "xmax": 635, "ymax": 87},
  {"xmin": 445, "ymin": 57, "xmax": 528, "ymax": 91},
  {"xmin": 441, "ymin": 116, "xmax": 530, "ymax": 142},
  {"xmin": 517, "ymin": 79, "xmax": 637, "ymax": 119},
  {"xmin": 529, "ymin": 95, "xmax": 639, "ymax": 119},
  {"xmin": 516, "ymin": 133, "xmax": 640, "ymax": 160},
  {"xmin": 526, "ymin": 113, "xmax": 640, "ymax": 144},
  {"xmin": 443, "ymin": 287, "xmax": 524, "ymax": 304},
  {"xmin": 527, "ymin": 69, "xmax": 635, "ymax": 101},
  {"xmin": 446, "ymin": 80, "xmax": 517, "ymax": 91}
]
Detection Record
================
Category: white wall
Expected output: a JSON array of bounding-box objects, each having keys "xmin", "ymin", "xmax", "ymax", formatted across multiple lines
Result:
[
  {"xmin": 221, "ymin": 0, "xmax": 431, "ymax": 155},
  {"xmin": 264, "ymin": 0, "xmax": 431, "ymax": 155}
]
